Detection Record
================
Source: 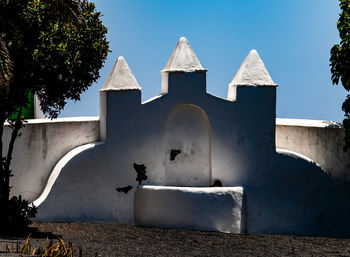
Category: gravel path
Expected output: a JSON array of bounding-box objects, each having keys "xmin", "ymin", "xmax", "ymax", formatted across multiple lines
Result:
[{"xmin": 1, "ymin": 222, "xmax": 350, "ymax": 256}]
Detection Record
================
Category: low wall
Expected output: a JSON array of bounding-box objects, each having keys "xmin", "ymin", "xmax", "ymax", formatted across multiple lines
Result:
[
  {"xmin": 134, "ymin": 186, "xmax": 246, "ymax": 233},
  {"xmin": 276, "ymin": 118, "xmax": 350, "ymax": 194},
  {"xmin": 3, "ymin": 117, "xmax": 100, "ymax": 202},
  {"xmin": 2, "ymin": 117, "xmax": 349, "ymax": 203}
]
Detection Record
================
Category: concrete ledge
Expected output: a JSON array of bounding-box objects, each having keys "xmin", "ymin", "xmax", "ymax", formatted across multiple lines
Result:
[
  {"xmin": 276, "ymin": 118, "xmax": 341, "ymax": 128},
  {"xmin": 4, "ymin": 116, "xmax": 99, "ymax": 125},
  {"xmin": 134, "ymin": 186, "xmax": 246, "ymax": 233}
]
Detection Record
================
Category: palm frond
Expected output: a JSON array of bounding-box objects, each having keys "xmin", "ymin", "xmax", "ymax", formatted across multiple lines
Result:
[{"xmin": 0, "ymin": 39, "xmax": 12, "ymax": 91}]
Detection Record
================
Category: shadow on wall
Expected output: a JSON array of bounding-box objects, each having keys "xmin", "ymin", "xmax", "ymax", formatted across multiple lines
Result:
[
  {"xmin": 245, "ymin": 150, "xmax": 350, "ymax": 238},
  {"xmin": 164, "ymin": 104, "xmax": 211, "ymax": 187}
]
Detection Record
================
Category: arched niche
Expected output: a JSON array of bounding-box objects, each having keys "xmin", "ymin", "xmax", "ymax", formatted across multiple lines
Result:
[{"xmin": 164, "ymin": 104, "xmax": 211, "ymax": 186}]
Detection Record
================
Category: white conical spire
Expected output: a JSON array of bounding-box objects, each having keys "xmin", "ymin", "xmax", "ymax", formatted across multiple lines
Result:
[
  {"xmin": 162, "ymin": 37, "xmax": 207, "ymax": 73},
  {"xmin": 229, "ymin": 50, "xmax": 277, "ymax": 87},
  {"xmin": 101, "ymin": 56, "xmax": 141, "ymax": 91}
]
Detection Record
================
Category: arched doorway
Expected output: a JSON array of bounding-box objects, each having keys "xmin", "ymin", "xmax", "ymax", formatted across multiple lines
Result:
[{"xmin": 164, "ymin": 104, "xmax": 211, "ymax": 186}]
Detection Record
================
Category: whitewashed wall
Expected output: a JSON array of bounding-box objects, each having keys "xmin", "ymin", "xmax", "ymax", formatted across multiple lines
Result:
[
  {"xmin": 3, "ymin": 37, "xmax": 350, "ymax": 237},
  {"xmin": 276, "ymin": 118, "xmax": 350, "ymax": 195},
  {"xmin": 4, "ymin": 117, "xmax": 349, "ymax": 203},
  {"xmin": 3, "ymin": 117, "xmax": 100, "ymax": 202}
]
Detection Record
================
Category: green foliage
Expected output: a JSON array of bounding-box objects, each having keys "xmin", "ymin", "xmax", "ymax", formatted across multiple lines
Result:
[
  {"xmin": 0, "ymin": 0, "xmax": 109, "ymax": 234},
  {"xmin": 330, "ymin": 0, "xmax": 350, "ymax": 151},
  {"xmin": 0, "ymin": 0, "xmax": 109, "ymax": 118}
]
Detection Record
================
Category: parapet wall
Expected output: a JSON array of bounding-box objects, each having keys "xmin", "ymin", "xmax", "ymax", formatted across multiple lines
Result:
[{"xmin": 3, "ymin": 117, "xmax": 349, "ymax": 202}]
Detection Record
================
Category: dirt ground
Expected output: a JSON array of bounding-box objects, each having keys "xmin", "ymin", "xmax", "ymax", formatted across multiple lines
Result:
[{"xmin": 1, "ymin": 222, "xmax": 350, "ymax": 256}]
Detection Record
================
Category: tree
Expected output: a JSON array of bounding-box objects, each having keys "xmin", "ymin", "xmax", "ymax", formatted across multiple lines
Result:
[
  {"xmin": 0, "ymin": 0, "xmax": 109, "ymax": 233},
  {"xmin": 330, "ymin": 0, "xmax": 350, "ymax": 151}
]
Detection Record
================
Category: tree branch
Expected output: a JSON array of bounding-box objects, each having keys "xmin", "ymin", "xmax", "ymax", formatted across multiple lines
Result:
[{"xmin": 5, "ymin": 106, "xmax": 23, "ymax": 175}]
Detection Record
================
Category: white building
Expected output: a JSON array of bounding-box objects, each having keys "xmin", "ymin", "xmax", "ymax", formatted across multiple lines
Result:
[{"xmin": 5, "ymin": 37, "xmax": 350, "ymax": 237}]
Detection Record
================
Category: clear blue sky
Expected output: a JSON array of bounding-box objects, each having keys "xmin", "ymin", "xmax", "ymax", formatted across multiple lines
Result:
[{"xmin": 59, "ymin": 0, "xmax": 346, "ymax": 122}]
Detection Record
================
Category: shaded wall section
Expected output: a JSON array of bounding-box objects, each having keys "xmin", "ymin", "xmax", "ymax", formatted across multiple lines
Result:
[{"xmin": 276, "ymin": 118, "xmax": 350, "ymax": 195}]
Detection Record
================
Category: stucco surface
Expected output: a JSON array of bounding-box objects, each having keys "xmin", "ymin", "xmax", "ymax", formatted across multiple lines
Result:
[
  {"xmin": 229, "ymin": 49, "xmax": 277, "ymax": 87},
  {"xmin": 164, "ymin": 104, "xmax": 211, "ymax": 186},
  {"xmin": 246, "ymin": 150, "xmax": 350, "ymax": 237},
  {"xmin": 14, "ymin": 38, "xmax": 350, "ymax": 237},
  {"xmin": 134, "ymin": 186, "xmax": 246, "ymax": 233},
  {"xmin": 101, "ymin": 56, "xmax": 141, "ymax": 91},
  {"xmin": 162, "ymin": 37, "xmax": 206, "ymax": 73},
  {"xmin": 37, "ymin": 80, "xmax": 350, "ymax": 236},
  {"xmin": 33, "ymin": 143, "xmax": 99, "ymax": 207},
  {"xmin": 6, "ymin": 116, "xmax": 349, "ymax": 215},
  {"xmin": 276, "ymin": 118, "xmax": 350, "ymax": 196},
  {"xmin": 3, "ymin": 117, "xmax": 100, "ymax": 202},
  {"xmin": 36, "ymin": 47, "xmax": 278, "ymax": 226},
  {"xmin": 35, "ymin": 142, "xmax": 134, "ymax": 223},
  {"xmin": 227, "ymin": 49, "xmax": 276, "ymax": 102}
]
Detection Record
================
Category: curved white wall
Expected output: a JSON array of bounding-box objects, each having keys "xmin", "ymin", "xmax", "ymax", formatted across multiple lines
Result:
[
  {"xmin": 276, "ymin": 118, "xmax": 350, "ymax": 193},
  {"xmin": 3, "ymin": 117, "xmax": 100, "ymax": 202}
]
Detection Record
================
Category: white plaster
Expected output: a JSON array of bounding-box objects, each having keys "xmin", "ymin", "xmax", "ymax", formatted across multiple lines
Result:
[
  {"xmin": 3, "ymin": 117, "xmax": 100, "ymax": 201},
  {"xmin": 229, "ymin": 50, "xmax": 277, "ymax": 87},
  {"xmin": 276, "ymin": 148, "xmax": 322, "ymax": 168},
  {"xmin": 276, "ymin": 118, "xmax": 342, "ymax": 128},
  {"xmin": 275, "ymin": 119, "xmax": 350, "ymax": 198},
  {"xmin": 161, "ymin": 72, "xmax": 169, "ymax": 94},
  {"xmin": 7, "ymin": 116, "xmax": 99, "ymax": 125},
  {"xmin": 34, "ymin": 94, "xmax": 46, "ymax": 119},
  {"xmin": 162, "ymin": 37, "xmax": 207, "ymax": 73},
  {"xmin": 142, "ymin": 94, "xmax": 164, "ymax": 104},
  {"xmin": 33, "ymin": 143, "xmax": 98, "ymax": 207},
  {"xmin": 34, "ymin": 140, "xmax": 136, "ymax": 223},
  {"xmin": 164, "ymin": 105, "xmax": 211, "ymax": 186},
  {"xmin": 6, "ymin": 37, "xmax": 350, "ymax": 237},
  {"xmin": 227, "ymin": 84, "xmax": 237, "ymax": 102},
  {"xmin": 247, "ymin": 150, "xmax": 350, "ymax": 237},
  {"xmin": 134, "ymin": 186, "xmax": 245, "ymax": 233},
  {"xmin": 101, "ymin": 56, "xmax": 141, "ymax": 91},
  {"xmin": 35, "ymin": 51, "xmax": 280, "ymax": 231}
]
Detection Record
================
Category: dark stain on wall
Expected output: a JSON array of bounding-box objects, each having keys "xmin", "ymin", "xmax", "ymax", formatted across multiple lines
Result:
[
  {"xmin": 211, "ymin": 180, "xmax": 222, "ymax": 187},
  {"xmin": 134, "ymin": 163, "xmax": 148, "ymax": 185},
  {"xmin": 116, "ymin": 185, "xmax": 133, "ymax": 194},
  {"xmin": 41, "ymin": 124, "xmax": 48, "ymax": 159},
  {"xmin": 170, "ymin": 149, "xmax": 181, "ymax": 161}
]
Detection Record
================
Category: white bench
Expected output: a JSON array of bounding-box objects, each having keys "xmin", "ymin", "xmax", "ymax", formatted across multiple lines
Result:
[{"xmin": 134, "ymin": 186, "xmax": 246, "ymax": 233}]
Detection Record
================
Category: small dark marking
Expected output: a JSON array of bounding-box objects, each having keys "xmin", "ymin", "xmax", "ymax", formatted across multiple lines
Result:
[
  {"xmin": 133, "ymin": 163, "xmax": 148, "ymax": 185},
  {"xmin": 211, "ymin": 180, "xmax": 223, "ymax": 187},
  {"xmin": 170, "ymin": 149, "xmax": 181, "ymax": 161},
  {"xmin": 116, "ymin": 185, "xmax": 133, "ymax": 194}
]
